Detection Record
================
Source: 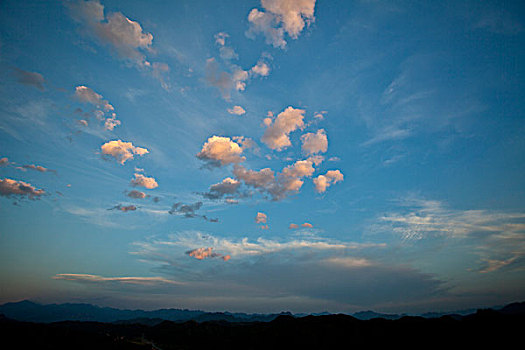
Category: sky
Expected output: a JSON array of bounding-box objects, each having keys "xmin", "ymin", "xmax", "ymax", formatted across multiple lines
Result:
[{"xmin": 0, "ymin": 0, "xmax": 524, "ymax": 314}]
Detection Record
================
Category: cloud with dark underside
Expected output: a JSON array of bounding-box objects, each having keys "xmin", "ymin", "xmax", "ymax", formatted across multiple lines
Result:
[
  {"xmin": 186, "ymin": 247, "xmax": 230, "ymax": 261},
  {"xmin": 127, "ymin": 190, "xmax": 147, "ymax": 199},
  {"xmin": 13, "ymin": 68, "xmax": 45, "ymax": 91},
  {"xmin": 108, "ymin": 204, "xmax": 137, "ymax": 212},
  {"xmin": 169, "ymin": 202, "xmax": 218, "ymax": 222},
  {"xmin": 196, "ymin": 136, "xmax": 245, "ymax": 168},
  {"xmin": 0, "ymin": 178, "xmax": 45, "ymax": 200}
]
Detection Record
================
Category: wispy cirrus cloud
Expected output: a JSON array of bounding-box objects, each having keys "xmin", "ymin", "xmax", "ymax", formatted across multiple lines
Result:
[
  {"xmin": 13, "ymin": 68, "xmax": 45, "ymax": 91},
  {"xmin": 53, "ymin": 273, "xmax": 180, "ymax": 285}
]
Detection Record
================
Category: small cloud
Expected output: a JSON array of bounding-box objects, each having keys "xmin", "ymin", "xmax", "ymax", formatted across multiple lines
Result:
[
  {"xmin": 255, "ymin": 212, "xmax": 267, "ymax": 224},
  {"xmin": 130, "ymin": 173, "xmax": 158, "ymax": 189},
  {"xmin": 0, "ymin": 178, "xmax": 45, "ymax": 200},
  {"xmin": 75, "ymin": 85, "xmax": 114, "ymax": 112},
  {"xmin": 313, "ymin": 170, "xmax": 344, "ymax": 193},
  {"xmin": 289, "ymin": 223, "xmax": 299, "ymax": 229},
  {"xmin": 251, "ymin": 60, "xmax": 270, "ymax": 77},
  {"xmin": 186, "ymin": 247, "xmax": 230, "ymax": 261},
  {"xmin": 0, "ymin": 157, "xmax": 11, "ymax": 166},
  {"xmin": 228, "ymin": 105, "xmax": 246, "ymax": 115},
  {"xmin": 20, "ymin": 164, "xmax": 57, "ymax": 175},
  {"xmin": 196, "ymin": 136, "xmax": 245, "ymax": 167},
  {"xmin": 13, "ymin": 68, "xmax": 45, "ymax": 91},
  {"xmin": 301, "ymin": 222, "xmax": 313, "ymax": 228},
  {"xmin": 261, "ymin": 106, "xmax": 305, "ymax": 151},
  {"xmin": 246, "ymin": 0, "xmax": 316, "ymax": 49},
  {"xmin": 100, "ymin": 140, "xmax": 148, "ymax": 165},
  {"xmin": 169, "ymin": 201, "xmax": 218, "ymax": 222},
  {"xmin": 301, "ymin": 129, "xmax": 328, "ymax": 156},
  {"xmin": 109, "ymin": 204, "xmax": 137, "ymax": 212},
  {"xmin": 202, "ymin": 177, "xmax": 241, "ymax": 200},
  {"xmin": 214, "ymin": 32, "xmax": 229, "ymax": 46},
  {"xmin": 127, "ymin": 190, "xmax": 147, "ymax": 199},
  {"xmin": 328, "ymin": 156, "xmax": 340, "ymax": 162}
]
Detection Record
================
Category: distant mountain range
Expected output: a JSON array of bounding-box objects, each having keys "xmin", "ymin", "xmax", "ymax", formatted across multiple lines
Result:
[{"xmin": 1, "ymin": 300, "xmax": 523, "ymax": 324}]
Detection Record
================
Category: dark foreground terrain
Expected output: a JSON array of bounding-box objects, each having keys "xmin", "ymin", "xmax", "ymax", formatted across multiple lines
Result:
[{"xmin": 1, "ymin": 303, "xmax": 524, "ymax": 349}]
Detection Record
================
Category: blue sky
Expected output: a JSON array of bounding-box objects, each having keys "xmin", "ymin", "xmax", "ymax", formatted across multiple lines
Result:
[{"xmin": 0, "ymin": 0, "xmax": 524, "ymax": 313}]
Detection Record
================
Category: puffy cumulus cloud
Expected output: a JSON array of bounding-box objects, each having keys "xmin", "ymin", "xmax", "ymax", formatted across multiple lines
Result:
[
  {"xmin": 301, "ymin": 129, "xmax": 328, "ymax": 155},
  {"xmin": 251, "ymin": 61, "xmax": 270, "ymax": 76},
  {"xmin": 313, "ymin": 170, "xmax": 344, "ymax": 193},
  {"xmin": 228, "ymin": 105, "xmax": 246, "ymax": 115},
  {"xmin": 169, "ymin": 202, "xmax": 218, "ymax": 222},
  {"xmin": 233, "ymin": 157, "xmax": 319, "ymax": 201},
  {"xmin": 0, "ymin": 178, "xmax": 45, "ymax": 199},
  {"xmin": 75, "ymin": 86, "xmax": 121, "ymax": 130},
  {"xmin": 109, "ymin": 204, "xmax": 137, "ymax": 212},
  {"xmin": 127, "ymin": 189, "xmax": 147, "ymax": 199},
  {"xmin": 130, "ymin": 173, "xmax": 158, "ymax": 189},
  {"xmin": 262, "ymin": 106, "xmax": 305, "ymax": 151},
  {"xmin": 75, "ymin": 86, "xmax": 114, "ymax": 111},
  {"xmin": 219, "ymin": 46, "xmax": 239, "ymax": 60},
  {"xmin": 232, "ymin": 68, "xmax": 249, "ymax": 91},
  {"xmin": 246, "ymin": 0, "xmax": 316, "ymax": 48},
  {"xmin": 202, "ymin": 177, "xmax": 241, "ymax": 200},
  {"xmin": 302, "ymin": 222, "xmax": 313, "ymax": 228},
  {"xmin": 53, "ymin": 273, "xmax": 179, "ymax": 285},
  {"xmin": 13, "ymin": 68, "xmax": 45, "ymax": 91},
  {"xmin": 255, "ymin": 212, "xmax": 268, "ymax": 224},
  {"xmin": 100, "ymin": 140, "xmax": 148, "ymax": 164},
  {"xmin": 197, "ymin": 136, "xmax": 245, "ymax": 167}
]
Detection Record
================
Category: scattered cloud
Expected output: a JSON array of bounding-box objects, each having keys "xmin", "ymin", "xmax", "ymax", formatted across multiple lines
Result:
[
  {"xmin": 251, "ymin": 60, "xmax": 270, "ymax": 76},
  {"xmin": 313, "ymin": 170, "xmax": 344, "ymax": 193},
  {"xmin": 214, "ymin": 32, "xmax": 229, "ymax": 46},
  {"xmin": 66, "ymin": 0, "xmax": 152, "ymax": 66},
  {"xmin": 0, "ymin": 178, "xmax": 45, "ymax": 199},
  {"xmin": 301, "ymin": 222, "xmax": 313, "ymax": 228},
  {"xmin": 255, "ymin": 212, "xmax": 267, "ymax": 224},
  {"xmin": 228, "ymin": 105, "xmax": 246, "ymax": 115},
  {"xmin": 0, "ymin": 157, "xmax": 10, "ymax": 166},
  {"xmin": 169, "ymin": 202, "xmax": 218, "ymax": 222},
  {"xmin": 196, "ymin": 136, "xmax": 245, "ymax": 167},
  {"xmin": 53, "ymin": 273, "xmax": 179, "ymax": 285},
  {"xmin": 233, "ymin": 157, "xmax": 319, "ymax": 201},
  {"xmin": 261, "ymin": 106, "xmax": 305, "ymax": 151},
  {"xmin": 130, "ymin": 173, "xmax": 158, "ymax": 189},
  {"xmin": 127, "ymin": 190, "xmax": 147, "ymax": 199},
  {"xmin": 74, "ymin": 85, "xmax": 120, "ymax": 131},
  {"xmin": 18, "ymin": 164, "xmax": 57, "ymax": 174},
  {"xmin": 186, "ymin": 247, "xmax": 229, "ymax": 261},
  {"xmin": 289, "ymin": 223, "xmax": 299, "ymax": 229},
  {"xmin": 100, "ymin": 140, "xmax": 148, "ymax": 164},
  {"xmin": 246, "ymin": 0, "xmax": 316, "ymax": 48},
  {"xmin": 109, "ymin": 204, "xmax": 137, "ymax": 212},
  {"xmin": 301, "ymin": 129, "xmax": 328, "ymax": 155},
  {"xmin": 201, "ymin": 177, "xmax": 241, "ymax": 200},
  {"xmin": 13, "ymin": 68, "xmax": 45, "ymax": 91}
]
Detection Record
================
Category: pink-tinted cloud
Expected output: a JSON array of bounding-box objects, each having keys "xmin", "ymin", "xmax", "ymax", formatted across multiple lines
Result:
[
  {"xmin": 197, "ymin": 136, "xmax": 245, "ymax": 167},
  {"xmin": 313, "ymin": 169, "xmax": 344, "ymax": 193},
  {"xmin": 261, "ymin": 106, "xmax": 305, "ymax": 151},
  {"xmin": 289, "ymin": 223, "xmax": 299, "ymax": 229},
  {"xmin": 13, "ymin": 68, "xmax": 45, "ymax": 91},
  {"xmin": 130, "ymin": 173, "xmax": 158, "ymax": 189},
  {"xmin": 255, "ymin": 212, "xmax": 268, "ymax": 224},
  {"xmin": 186, "ymin": 247, "xmax": 228, "ymax": 261},
  {"xmin": 301, "ymin": 129, "xmax": 328, "ymax": 155},
  {"xmin": 53, "ymin": 273, "xmax": 179, "ymax": 285},
  {"xmin": 100, "ymin": 140, "xmax": 148, "ymax": 164},
  {"xmin": 127, "ymin": 190, "xmax": 147, "ymax": 199},
  {"xmin": 301, "ymin": 222, "xmax": 313, "ymax": 228},
  {"xmin": 0, "ymin": 178, "xmax": 45, "ymax": 199}
]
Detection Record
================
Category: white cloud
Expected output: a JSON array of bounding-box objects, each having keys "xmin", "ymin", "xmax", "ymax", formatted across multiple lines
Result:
[
  {"xmin": 261, "ymin": 106, "xmax": 305, "ymax": 151},
  {"xmin": 100, "ymin": 140, "xmax": 149, "ymax": 164},
  {"xmin": 228, "ymin": 105, "xmax": 246, "ymax": 115},
  {"xmin": 246, "ymin": 0, "xmax": 316, "ymax": 48},
  {"xmin": 214, "ymin": 32, "xmax": 229, "ymax": 46},
  {"xmin": 130, "ymin": 173, "xmax": 158, "ymax": 189},
  {"xmin": 313, "ymin": 170, "xmax": 344, "ymax": 193},
  {"xmin": 197, "ymin": 136, "xmax": 245, "ymax": 167},
  {"xmin": 301, "ymin": 129, "xmax": 328, "ymax": 155},
  {"xmin": 75, "ymin": 86, "xmax": 114, "ymax": 111}
]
